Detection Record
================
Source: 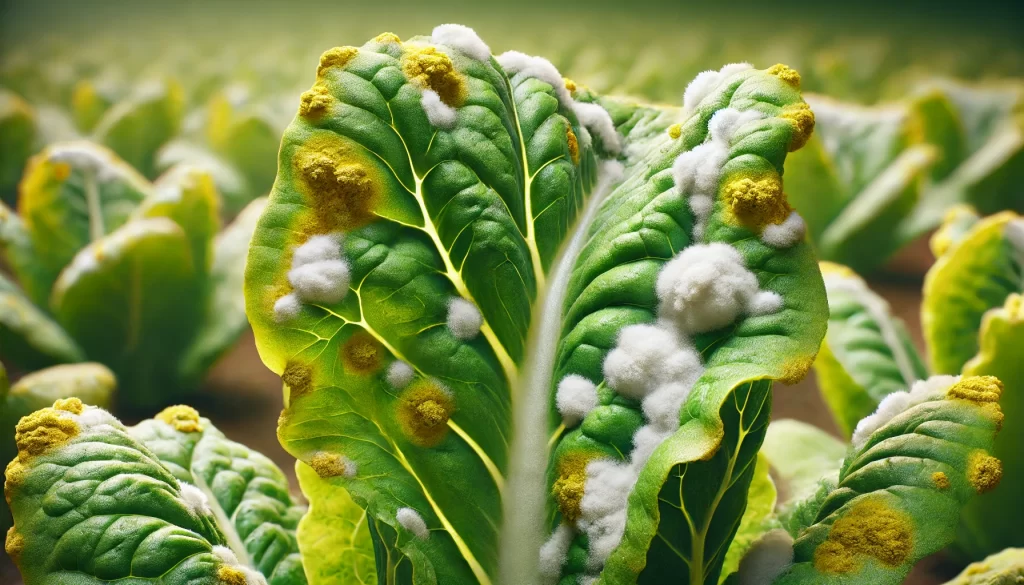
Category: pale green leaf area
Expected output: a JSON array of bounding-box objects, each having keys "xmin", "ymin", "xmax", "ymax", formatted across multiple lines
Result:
[{"xmin": 944, "ymin": 548, "xmax": 1024, "ymax": 585}]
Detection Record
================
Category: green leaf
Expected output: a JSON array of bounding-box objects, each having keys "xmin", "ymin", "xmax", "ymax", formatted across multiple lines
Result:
[
  {"xmin": 813, "ymin": 262, "xmax": 928, "ymax": 437},
  {"xmin": 759, "ymin": 419, "xmax": 845, "ymax": 510},
  {"xmin": 0, "ymin": 88, "xmax": 36, "ymax": 203},
  {"xmin": 70, "ymin": 74, "xmax": 125, "ymax": 133},
  {"xmin": 155, "ymin": 139, "xmax": 255, "ymax": 216},
  {"xmin": 0, "ymin": 200, "xmax": 51, "ymax": 306},
  {"xmin": 178, "ymin": 197, "xmax": 268, "ymax": 385},
  {"xmin": 93, "ymin": 79, "xmax": 184, "ymax": 178},
  {"xmin": 0, "ymin": 271, "xmax": 84, "ymax": 371},
  {"xmin": 18, "ymin": 141, "xmax": 151, "ymax": 302},
  {"xmin": 5, "ymin": 400, "xmax": 300, "ymax": 584},
  {"xmin": 922, "ymin": 211, "xmax": 1022, "ymax": 375},
  {"xmin": 295, "ymin": 461, "xmax": 377, "ymax": 585},
  {"xmin": 944, "ymin": 548, "xmax": 1024, "ymax": 585},
  {"xmin": 50, "ymin": 217, "xmax": 203, "ymax": 408},
  {"xmin": 772, "ymin": 375, "xmax": 1005, "ymax": 585},
  {"xmin": 719, "ymin": 454, "xmax": 779, "ymax": 583},
  {"xmin": 207, "ymin": 89, "xmax": 289, "ymax": 195},
  {"xmin": 955, "ymin": 294, "xmax": 1024, "ymax": 560}
]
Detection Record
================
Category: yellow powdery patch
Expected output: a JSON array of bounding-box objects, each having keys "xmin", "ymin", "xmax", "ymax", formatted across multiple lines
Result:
[
  {"xmin": 14, "ymin": 406, "xmax": 80, "ymax": 459},
  {"xmin": 552, "ymin": 451, "xmax": 598, "ymax": 524},
  {"xmin": 156, "ymin": 405, "xmax": 204, "ymax": 433},
  {"xmin": 299, "ymin": 84, "xmax": 332, "ymax": 118},
  {"xmin": 5, "ymin": 528, "xmax": 22, "ymax": 564},
  {"xmin": 564, "ymin": 78, "xmax": 577, "ymax": 93},
  {"xmin": 782, "ymin": 102, "xmax": 815, "ymax": 151},
  {"xmin": 373, "ymin": 32, "xmax": 401, "ymax": 44},
  {"xmin": 317, "ymin": 46, "xmax": 358, "ymax": 77},
  {"xmin": 53, "ymin": 397, "xmax": 84, "ymax": 415},
  {"xmin": 401, "ymin": 45, "xmax": 466, "ymax": 107},
  {"xmin": 768, "ymin": 63, "xmax": 802, "ymax": 88},
  {"xmin": 217, "ymin": 565, "xmax": 248, "ymax": 585},
  {"xmin": 967, "ymin": 451, "xmax": 1003, "ymax": 494},
  {"xmin": 723, "ymin": 173, "xmax": 793, "ymax": 229},
  {"xmin": 310, "ymin": 452, "xmax": 350, "ymax": 478},
  {"xmin": 566, "ymin": 125, "xmax": 580, "ymax": 165},
  {"xmin": 341, "ymin": 331, "xmax": 384, "ymax": 375},
  {"xmin": 947, "ymin": 375, "xmax": 1003, "ymax": 404},
  {"xmin": 780, "ymin": 353, "xmax": 816, "ymax": 385},
  {"xmin": 397, "ymin": 380, "xmax": 454, "ymax": 447},
  {"xmin": 5, "ymin": 459, "xmax": 26, "ymax": 495},
  {"xmin": 282, "ymin": 362, "xmax": 313, "ymax": 398},
  {"xmin": 932, "ymin": 471, "xmax": 950, "ymax": 490},
  {"xmin": 667, "ymin": 123, "xmax": 682, "ymax": 140},
  {"xmin": 292, "ymin": 135, "xmax": 378, "ymax": 233},
  {"xmin": 813, "ymin": 499, "xmax": 913, "ymax": 573}
]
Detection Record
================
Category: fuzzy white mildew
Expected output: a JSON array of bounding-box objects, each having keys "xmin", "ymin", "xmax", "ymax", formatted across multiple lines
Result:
[
  {"xmin": 48, "ymin": 142, "xmax": 125, "ymax": 182},
  {"xmin": 747, "ymin": 290, "xmax": 785, "ymax": 316},
  {"xmin": 578, "ymin": 459, "xmax": 635, "ymax": 570},
  {"xmin": 737, "ymin": 529, "xmax": 795, "ymax": 585},
  {"xmin": 396, "ymin": 507, "xmax": 430, "ymax": 540},
  {"xmin": 572, "ymin": 102, "xmax": 621, "ymax": 155},
  {"xmin": 76, "ymin": 406, "xmax": 119, "ymax": 429},
  {"xmin": 602, "ymin": 324, "xmax": 701, "ymax": 400},
  {"xmin": 431, "ymin": 24, "xmax": 491, "ymax": 61},
  {"xmin": 421, "ymin": 89, "xmax": 458, "ymax": 129},
  {"xmin": 276, "ymin": 234, "xmax": 350, "ymax": 320},
  {"xmin": 630, "ymin": 425, "xmax": 672, "ymax": 469},
  {"xmin": 555, "ymin": 375, "xmax": 599, "ymax": 426},
  {"xmin": 851, "ymin": 375, "xmax": 959, "ymax": 449},
  {"xmin": 273, "ymin": 293, "xmax": 302, "ymax": 322},
  {"xmin": 539, "ymin": 523, "xmax": 575, "ymax": 584},
  {"xmin": 292, "ymin": 233, "xmax": 345, "ymax": 265},
  {"xmin": 386, "ymin": 361, "xmax": 415, "ymax": 389},
  {"xmin": 447, "ymin": 297, "xmax": 483, "ymax": 340},
  {"xmin": 682, "ymin": 63, "xmax": 753, "ymax": 116},
  {"xmin": 761, "ymin": 211, "xmax": 807, "ymax": 248},
  {"xmin": 496, "ymin": 51, "xmax": 573, "ymax": 109},
  {"xmin": 656, "ymin": 243, "xmax": 779, "ymax": 334},
  {"xmin": 641, "ymin": 379, "xmax": 701, "ymax": 433},
  {"xmin": 213, "ymin": 545, "xmax": 239, "ymax": 565},
  {"xmin": 212, "ymin": 545, "xmax": 267, "ymax": 585},
  {"xmin": 178, "ymin": 481, "xmax": 212, "ymax": 517}
]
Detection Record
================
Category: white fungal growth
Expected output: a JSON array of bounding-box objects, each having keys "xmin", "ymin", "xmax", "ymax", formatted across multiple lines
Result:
[
  {"xmin": 496, "ymin": 51, "xmax": 573, "ymax": 109},
  {"xmin": 76, "ymin": 406, "xmax": 119, "ymax": 429},
  {"xmin": 213, "ymin": 545, "xmax": 240, "ymax": 566},
  {"xmin": 213, "ymin": 545, "xmax": 266, "ymax": 585},
  {"xmin": 761, "ymin": 211, "xmax": 806, "ymax": 248},
  {"xmin": 682, "ymin": 62, "xmax": 753, "ymax": 116},
  {"xmin": 851, "ymin": 375, "xmax": 959, "ymax": 449},
  {"xmin": 539, "ymin": 523, "xmax": 575, "ymax": 584},
  {"xmin": 737, "ymin": 529, "xmax": 795, "ymax": 585},
  {"xmin": 178, "ymin": 481, "xmax": 212, "ymax": 517},
  {"xmin": 447, "ymin": 297, "xmax": 483, "ymax": 340},
  {"xmin": 555, "ymin": 375, "xmax": 599, "ymax": 426},
  {"xmin": 421, "ymin": 89, "xmax": 458, "ymax": 129},
  {"xmin": 656, "ymin": 243, "xmax": 779, "ymax": 334},
  {"xmin": 748, "ymin": 291, "xmax": 785, "ymax": 316},
  {"xmin": 275, "ymin": 234, "xmax": 350, "ymax": 321},
  {"xmin": 431, "ymin": 24, "xmax": 491, "ymax": 62},
  {"xmin": 396, "ymin": 507, "xmax": 430, "ymax": 540},
  {"xmin": 602, "ymin": 324, "xmax": 701, "ymax": 400},
  {"xmin": 386, "ymin": 361, "xmax": 415, "ymax": 389},
  {"xmin": 572, "ymin": 102, "xmax": 622, "ymax": 155},
  {"xmin": 641, "ymin": 381, "xmax": 699, "ymax": 433},
  {"xmin": 578, "ymin": 459, "xmax": 635, "ymax": 570}
]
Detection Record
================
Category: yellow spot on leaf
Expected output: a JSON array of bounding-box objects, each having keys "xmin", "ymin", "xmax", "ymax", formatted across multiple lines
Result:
[
  {"xmin": 781, "ymin": 102, "xmax": 815, "ymax": 151},
  {"xmin": 341, "ymin": 331, "xmax": 383, "ymax": 375},
  {"xmin": 564, "ymin": 78, "xmax": 577, "ymax": 93},
  {"xmin": 813, "ymin": 499, "xmax": 912, "ymax": 573},
  {"xmin": 156, "ymin": 405, "xmax": 203, "ymax": 433},
  {"xmin": 667, "ymin": 124, "xmax": 682, "ymax": 140},
  {"xmin": 932, "ymin": 471, "xmax": 950, "ymax": 490},
  {"xmin": 397, "ymin": 380, "xmax": 454, "ymax": 447},
  {"xmin": 299, "ymin": 84, "xmax": 332, "ymax": 118},
  {"xmin": 374, "ymin": 32, "xmax": 401, "ymax": 44},
  {"xmin": 293, "ymin": 136, "xmax": 378, "ymax": 232},
  {"xmin": 15, "ymin": 407, "xmax": 79, "ymax": 459},
  {"xmin": 318, "ymin": 47, "xmax": 358, "ymax": 77},
  {"xmin": 5, "ymin": 459, "xmax": 26, "ymax": 496},
  {"xmin": 819, "ymin": 261, "xmax": 860, "ymax": 280},
  {"xmin": 723, "ymin": 173, "xmax": 792, "ymax": 229},
  {"xmin": 930, "ymin": 204, "xmax": 980, "ymax": 257},
  {"xmin": 5, "ymin": 528, "xmax": 22, "ymax": 565},
  {"xmin": 967, "ymin": 451, "xmax": 1002, "ymax": 494},
  {"xmin": 401, "ymin": 46, "xmax": 466, "ymax": 107},
  {"xmin": 566, "ymin": 125, "xmax": 580, "ymax": 165},
  {"xmin": 552, "ymin": 452, "xmax": 597, "ymax": 523},
  {"xmin": 53, "ymin": 397, "xmax": 84, "ymax": 415},
  {"xmin": 217, "ymin": 565, "xmax": 248, "ymax": 585},
  {"xmin": 52, "ymin": 161, "xmax": 71, "ymax": 181},
  {"xmin": 948, "ymin": 376, "xmax": 1003, "ymax": 404},
  {"xmin": 780, "ymin": 353, "xmax": 816, "ymax": 384},
  {"xmin": 310, "ymin": 452, "xmax": 350, "ymax": 478},
  {"xmin": 282, "ymin": 362, "xmax": 313, "ymax": 398},
  {"xmin": 768, "ymin": 63, "xmax": 801, "ymax": 88}
]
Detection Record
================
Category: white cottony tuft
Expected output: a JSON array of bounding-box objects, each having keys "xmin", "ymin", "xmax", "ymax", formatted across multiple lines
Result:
[
  {"xmin": 292, "ymin": 234, "xmax": 345, "ymax": 266},
  {"xmin": 630, "ymin": 425, "xmax": 672, "ymax": 468},
  {"xmin": 602, "ymin": 324, "xmax": 701, "ymax": 399},
  {"xmin": 579, "ymin": 459, "xmax": 635, "ymax": 570},
  {"xmin": 538, "ymin": 523, "xmax": 575, "ymax": 584},
  {"xmin": 386, "ymin": 361, "xmax": 415, "ymax": 389},
  {"xmin": 212, "ymin": 545, "xmax": 267, "ymax": 585},
  {"xmin": 737, "ymin": 529, "xmax": 795, "ymax": 585},
  {"xmin": 447, "ymin": 297, "xmax": 483, "ymax": 340},
  {"xmin": 748, "ymin": 290, "xmax": 785, "ymax": 316},
  {"xmin": 708, "ymin": 108, "xmax": 766, "ymax": 144},
  {"xmin": 178, "ymin": 481, "xmax": 212, "ymax": 517},
  {"xmin": 421, "ymin": 89, "xmax": 458, "ymax": 129},
  {"xmin": 572, "ymin": 102, "xmax": 621, "ymax": 155},
  {"xmin": 851, "ymin": 375, "xmax": 959, "ymax": 448},
  {"xmin": 656, "ymin": 243, "xmax": 762, "ymax": 333},
  {"xmin": 761, "ymin": 212, "xmax": 807, "ymax": 248},
  {"xmin": 496, "ymin": 51, "xmax": 573, "ymax": 109},
  {"xmin": 273, "ymin": 293, "xmax": 302, "ymax": 322},
  {"xmin": 212, "ymin": 545, "xmax": 239, "ymax": 566},
  {"xmin": 641, "ymin": 378, "xmax": 701, "ymax": 432},
  {"xmin": 682, "ymin": 63, "xmax": 753, "ymax": 116},
  {"xmin": 431, "ymin": 24, "xmax": 491, "ymax": 61},
  {"xmin": 396, "ymin": 507, "xmax": 430, "ymax": 540},
  {"xmin": 76, "ymin": 407, "xmax": 119, "ymax": 429},
  {"xmin": 555, "ymin": 375, "xmax": 599, "ymax": 426}
]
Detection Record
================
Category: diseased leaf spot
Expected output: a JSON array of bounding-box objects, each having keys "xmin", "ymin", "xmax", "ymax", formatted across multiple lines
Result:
[
  {"xmin": 4, "ymin": 459, "xmax": 26, "ymax": 494},
  {"xmin": 14, "ymin": 406, "xmax": 79, "ymax": 459},
  {"xmin": 282, "ymin": 362, "xmax": 313, "ymax": 397},
  {"xmin": 310, "ymin": 451, "xmax": 357, "ymax": 478},
  {"xmin": 217, "ymin": 565, "xmax": 248, "ymax": 585},
  {"xmin": 397, "ymin": 507, "xmax": 430, "ymax": 539},
  {"xmin": 667, "ymin": 123, "xmax": 681, "ymax": 140},
  {"xmin": 552, "ymin": 451, "xmax": 596, "ymax": 523},
  {"xmin": 967, "ymin": 451, "xmax": 1003, "ymax": 494},
  {"xmin": 53, "ymin": 397, "xmax": 83, "ymax": 415},
  {"xmin": 563, "ymin": 77, "xmax": 577, "ymax": 93},
  {"xmin": 156, "ymin": 405, "xmax": 204, "ymax": 433},
  {"xmin": 293, "ymin": 137, "xmax": 378, "ymax": 232},
  {"xmin": 932, "ymin": 471, "xmax": 950, "ymax": 490},
  {"xmin": 397, "ymin": 380, "xmax": 454, "ymax": 446},
  {"xmin": 723, "ymin": 173, "xmax": 792, "ymax": 229},
  {"xmin": 373, "ymin": 32, "xmax": 401, "ymax": 44},
  {"xmin": 566, "ymin": 124, "xmax": 580, "ymax": 165},
  {"xmin": 4, "ymin": 528, "xmax": 22, "ymax": 565},
  {"xmin": 401, "ymin": 45, "xmax": 466, "ymax": 107},
  {"xmin": 781, "ymin": 102, "xmax": 815, "ymax": 152},
  {"xmin": 767, "ymin": 63, "xmax": 802, "ymax": 89},
  {"xmin": 299, "ymin": 84, "xmax": 332, "ymax": 118},
  {"xmin": 317, "ymin": 46, "xmax": 358, "ymax": 78},
  {"xmin": 947, "ymin": 375, "xmax": 1003, "ymax": 404},
  {"xmin": 813, "ymin": 499, "xmax": 912, "ymax": 573},
  {"xmin": 341, "ymin": 331, "xmax": 383, "ymax": 374}
]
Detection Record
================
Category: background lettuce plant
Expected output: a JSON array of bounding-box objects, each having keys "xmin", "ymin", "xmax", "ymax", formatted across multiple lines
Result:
[
  {"xmin": 0, "ymin": 141, "xmax": 267, "ymax": 408},
  {"xmin": 812, "ymin": 206, "xmax": 1024, "ymax": 560}
]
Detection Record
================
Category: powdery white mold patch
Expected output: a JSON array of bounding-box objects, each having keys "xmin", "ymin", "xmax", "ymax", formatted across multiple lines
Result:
[
  {"xmin": 447, "ymin": 297, "xmax": 483, "ymax": 340},
  {"xmin": 538, "ymin": 523, "xmax": 575, "ymax": 583},
  {"xmin": 385, "ymin": 360, "xmax": 415, "ymax": 389},
  {"xmin": 682, "ymin": 62, "xmax": 753, "ymax": 117},
  {"xmin": 641, "ymin": 379, "xmax": 701, "ymax": 433},
  {"xmin": 211, "ymin": 545, "xmax": 266, "ymax": 584},
  {"xmin": 578, "ymin": 458, "xmax": 636, "ymax": 571},
  {"xmin": 421, "ymin": 88, "xmax": 457, "ymax": 129},
  {"xmin": 737, "ymin": 529, "xmax": 795, "ymax": 585},
  {"xmin": 274, "ymin": 233, "xmax": 350, "ymax": 322},
  {"xmin": 851, "ymin": 375, "xmax": 959, "ymax": 448},
  {"xmin": 602, "ymin": 324, "xmax": 701, "ymax": 400},
  {"xmin": 761, "ymin": 211, "xmax": 807, "ymax": 248},
  {"xmin": 572, "ymin": 102, "xmax": 622, "ymax": 155},
  {"xmin": 76, "ymin": 406, "xmax": 119, "ymax": 430},
  {"xmin": 656, "ymin": 243, "xmax": 781, "ymax": 334},
  {"xmin": 555, "ymin": 374, "xmax": 599, "ymax": 426},
  {"xmin": 178, "ymin": 481, "xmax": 213, "ymax": 517},
  {"xmin": 396, "ymin": 507, "xmax": 430, "ymax": 540},
  {"xmin": 496, "ymin": 51, "xmax": 573, "ymax": 109},
  {"xmin": 431, "ymin": 24, "xmax": 491, "ymax": 62}
]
